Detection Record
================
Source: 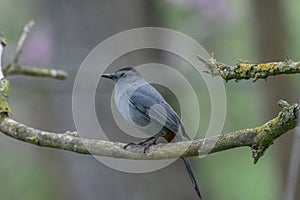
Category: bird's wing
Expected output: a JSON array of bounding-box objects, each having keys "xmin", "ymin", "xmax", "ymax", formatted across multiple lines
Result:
[{"xmin": 127, "ymin": 84, "xmax": 185, "ymax": 138}]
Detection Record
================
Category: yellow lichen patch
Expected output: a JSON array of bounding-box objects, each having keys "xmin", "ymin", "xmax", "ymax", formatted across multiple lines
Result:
[
  {"xmin": 257, "ymin": 62, "xmax": 278, "ymax": 71},
  {"xmin": 26, "ymin": 135, "xmax": 39, "ymax": 144},
  {"xmin": 236, "ymin": 64, "xmax": 253, "ymax": 73}
]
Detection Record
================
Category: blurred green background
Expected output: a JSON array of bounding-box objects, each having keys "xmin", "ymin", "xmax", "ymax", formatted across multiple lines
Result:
[{"xmin": 0, "ymin": 0, "xmax": 299, "ymax": 200}]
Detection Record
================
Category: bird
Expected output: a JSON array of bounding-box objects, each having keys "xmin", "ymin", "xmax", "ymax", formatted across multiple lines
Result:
[{"xmin": 101, "ymin": 67, "xmax": 202, "ymax": 199}]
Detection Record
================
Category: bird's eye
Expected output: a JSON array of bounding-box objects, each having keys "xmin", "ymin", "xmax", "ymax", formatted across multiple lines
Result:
[{"xmin": 120, "ymin": 73, "xmax": 126, "ymax": 77}]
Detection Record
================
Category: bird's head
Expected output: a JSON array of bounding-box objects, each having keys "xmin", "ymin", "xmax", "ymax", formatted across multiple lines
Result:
[{"xmin": 101, "ymin": 67, "xmax": 141, "ymax": 83}]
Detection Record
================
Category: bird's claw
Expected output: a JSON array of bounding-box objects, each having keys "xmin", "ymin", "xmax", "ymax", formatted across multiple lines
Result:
[
  {"xmin": 141, "ymin": 142, "xmax": 156, "ymax": 153},
  {"xmin": 123, "ymin": 141, "xmax": 157, "ymax": 153}
]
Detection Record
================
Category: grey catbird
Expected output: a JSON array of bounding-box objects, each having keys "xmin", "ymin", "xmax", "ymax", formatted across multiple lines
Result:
[{"xmin": 101, "ymin": 67, "xmax": 202, "ymax": 199}]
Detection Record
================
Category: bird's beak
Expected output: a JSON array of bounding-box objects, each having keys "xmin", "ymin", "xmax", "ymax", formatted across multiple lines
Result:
[{"xmin": 101, "ymin": 73, "xmax": 115, "ymax": 79}]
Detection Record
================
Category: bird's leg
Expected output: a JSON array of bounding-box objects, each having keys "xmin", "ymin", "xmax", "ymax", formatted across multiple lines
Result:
[
  {"xmin": 123, "ymin": 136, "xmax": 155, "ymax": 149},
  {"xmin": 123, "ymin": 133, "xmax": 161, "ymax": 153},
  {"xmin": 141, "ymin": 134, "xmax": 161, "ymax": 153}
]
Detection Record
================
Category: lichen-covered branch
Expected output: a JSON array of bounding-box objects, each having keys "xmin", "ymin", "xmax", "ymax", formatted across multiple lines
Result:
[
  {"xmin": 0, "ymin": 100, "xmax": 298, "ymax": 162},
  {"xmin": 198, "ymin": 54, "xmax": 300, "ymax": 82}
]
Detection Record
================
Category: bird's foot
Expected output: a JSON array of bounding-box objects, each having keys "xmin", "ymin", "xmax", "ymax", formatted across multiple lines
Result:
[
  {"xmin": 141, "ymin": 141, "xmax": 157, "ymax": 153},
  {"xmin": 123, "ymin": 138, "xmax": 157, "ymax": 153},
  {"xmin": 123, "ymin": 141, "xmax": 146, "ymax": 148}
]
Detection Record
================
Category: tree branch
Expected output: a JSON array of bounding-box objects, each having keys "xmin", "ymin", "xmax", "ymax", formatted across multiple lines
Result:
[
  {"xmin": 198, "ymin": 54, "xmax": 300, "ymax": 82},
  {"xmin": 4, "ymin": 64, "xmax": 67, "ymax": 80},
  {"xmin": 13, "ymin": 20, "xmax": 34, "ymax": 64},
  {"xmin": 0, "ymin": 99, "xmax": 298, "ymax": 163}
]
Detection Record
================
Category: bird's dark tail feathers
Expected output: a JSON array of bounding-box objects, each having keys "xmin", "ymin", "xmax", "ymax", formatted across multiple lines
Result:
[{"xmin": 182, "ymin": 157, "xmax": 202, "ymax": 199}]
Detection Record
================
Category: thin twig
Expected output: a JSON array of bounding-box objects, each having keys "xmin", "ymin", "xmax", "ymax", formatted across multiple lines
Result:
[
  {"xmin": 13, "ymin": 20, "xmax": 35, "ymax": 64},
  {"xmin": 4, "ymin": 64, "xmax": 67, "ymax": 80}
]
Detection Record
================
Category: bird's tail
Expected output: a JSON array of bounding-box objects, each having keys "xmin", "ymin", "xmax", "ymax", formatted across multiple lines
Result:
[{"xmin": 182, "ymin": 157, "xmax": 202, "ymax": 199}]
